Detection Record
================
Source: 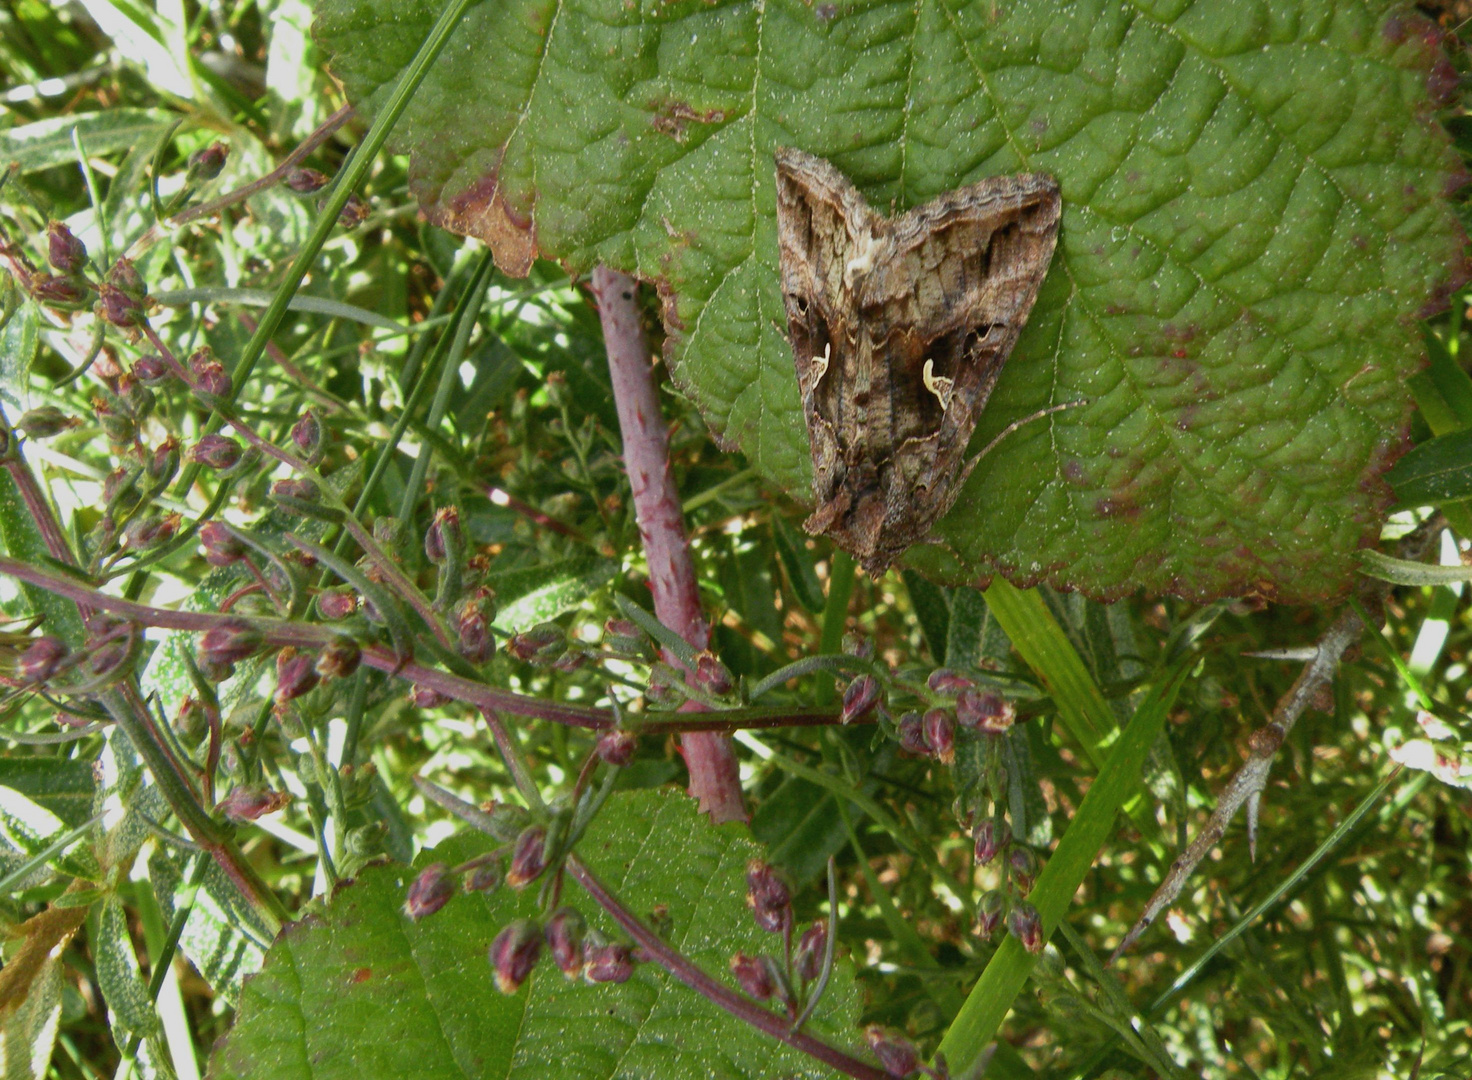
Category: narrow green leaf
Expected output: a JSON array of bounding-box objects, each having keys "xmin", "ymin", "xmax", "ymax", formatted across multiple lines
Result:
[
  {"xmin": 1386, "ymin": 427, "xmax": 1472, "ymax": 506},
  {"xmin": 1358, "ymin": 549, "xmax": 1472, "ymax": 587},
  {"xmin": 0, "ymin": 300, "xmax": 37, "ymax": 406},
  {"xmin": 94, "ymin": 897, "xmax": 161, "ymax": 1040},
  {"xmin": 0, "ymin": 109, "xmax": 175, "ymax": 174},
  {"xmin": 489, "ymin": 554, "xmax": 618, "ymax": 634},
  {"xmin": 901, "ymin": 570, "xmax": 950, "ymax": 665},
  {"xmin": 773, "ymin": 514, "xmax": 826, "ymax": 614}
]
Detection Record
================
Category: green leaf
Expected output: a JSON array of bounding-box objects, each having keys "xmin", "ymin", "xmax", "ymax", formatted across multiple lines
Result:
[
  {"xmin": 0, "ymin": 299, "xmax": 37, "ymax": 406},
  {"xmin": 772, "ymin": 514, "xmax": 826, "ymax": 614},
  {"xmin": 1386, "ymin": 426, "xmax": 1472, "ymax": 506},
  {"xmin": 94, "ymin": 896, "xmax": 161, "ymax": 1040},
  {"xmin": 0, "ymin": 783, "xmax": 99, "ymax": 883},
  {"xmin": 147, "ymin": 849, "xmax": 267, "ymax": 1007},
  {"xmin": 901, "ymin": 570, "xmax": 949, "ymax": 665},
  {"xmin": 210, "ymin": 788, "xmax": 862, "ymax": 1080},
  {"xmin": 0, "ymin": 109, "xmax": 177, "ymax": 175},
  {"xmin": 0, "ymin": 758, "xmax": 94, "ymax": 829},
  {"xmin": 0, "ymin": 931, "xmax": 67, "ymax": 1080},
  {"xmin": 488, "ymin": 554, "xmax": 619, "ymax": 634},
  {"xmin": 316, "ymin": 0, "xmax": 1466, "ymax": 602}
]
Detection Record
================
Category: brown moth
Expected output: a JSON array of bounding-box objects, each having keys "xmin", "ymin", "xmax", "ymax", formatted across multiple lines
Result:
[{"xmin": 774, "ymin": 146, "xmax": 1061, "ymax": 577}]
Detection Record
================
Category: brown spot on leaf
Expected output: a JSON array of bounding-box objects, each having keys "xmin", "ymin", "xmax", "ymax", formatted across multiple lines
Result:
[
  {"xmin": 650, "ymin": 99, "xmax": 728, "ymax": 142},
  {"xmin": 349, "ymin": 967, "xmax": 372, "ymax": 984},
  {"xmin": 427, "ymin": 168, "xmax": 537, "ymax": 277}
]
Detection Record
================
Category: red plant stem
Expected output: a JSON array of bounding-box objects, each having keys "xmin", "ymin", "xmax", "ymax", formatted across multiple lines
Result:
[
  {"xmin": 566, "ymin": 855, "xmax": 886, "ymax": 1080},
  {"xmin": 484, "ymin": 485, "xmax": 584, "ymax": 541},
  {"xmin": 0, "ymin": 555, "xmax": 851, "ymax": 735},
  {"xmin": 591, "ymin": 266, "xmax": 747, "ymax": 824}
]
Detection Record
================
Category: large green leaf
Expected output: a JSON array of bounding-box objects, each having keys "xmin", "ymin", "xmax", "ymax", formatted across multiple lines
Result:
[
  {"xmin": 315, "ymin": 0, "xmax": 1467, "ymax": 601},
  {"xmin": 209, "ymin": 788, "xmax": 862, "ymax": 1080}
]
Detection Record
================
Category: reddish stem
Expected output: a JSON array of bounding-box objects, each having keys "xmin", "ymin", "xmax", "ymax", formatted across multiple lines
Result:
[{"xmin": 591, "ymin": 266, "xmax": 747, "ymax": 824}]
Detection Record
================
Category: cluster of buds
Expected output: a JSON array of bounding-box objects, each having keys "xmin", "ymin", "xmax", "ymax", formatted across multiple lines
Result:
[
  {"xmin": 484, "ymin": 910, "xmax": 636, "ymax": 995},
  {"xmin": 745, "ymin": 860, "xmax": 792, "ymax": 935},
  {"xmin": 973, "ymin": 889, "xmax": 1043, "ymax": 954},
  {"xmin": 895, "ymin": 709, "xmax": 955, "ymax": 763},
  {"xmin": 25, "ymin": 222, "xmax": 92, "ymax": 309}
]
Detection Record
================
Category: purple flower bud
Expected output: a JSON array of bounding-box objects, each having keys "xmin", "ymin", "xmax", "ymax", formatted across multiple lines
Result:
[
  {"xmin": 464, "ymin": 860, "xmax": 504, "ymax": 894},
  {"xmin": 1007, "ymin": 900, "xmax": 1044, "ymax": 953},
  {"xmin": 645, "ymin": 665, "xmax": 679, "ymax": 705},
  {"xmin": 270, "ymin": 479, "xmax": 319, "ymax": 505},
  {"xmin": 197, "ymin": 522, "xmax": 246, "ymax": 567},
  {"xmin": 188, "ymin": 142, "xmax": 228, "ymax": 180},
  {"xmin": 20, "ymin": 637, "xmax": 68, "ymax": 682},
  {"xmin": 132, "ymin": 354, "xmax": 171, "ymax": 385},
  {"xmin": 122, "ymin": 512, "xmax": 180, "ymax": 550},
  {"xmin": 840, "ymin": 674, "xmax": 881, "ymax": 724},
  {"xmin": 595, "ymin": 729, "xmax": 638, "ymax": 767},
  {"xmin": 274, "ymin": 647, "xmax": 320, "ymax": 703},
  {"xmin": 107, "ymin": 259, "xmax": 145, "ymax": 299},
  {"xmin": 30, "ymin": 273, "xmax": 87, "ymax": 305},
  {"xmin": 956, "ymin": 689, "xmax": 1015, "ymax": 733},
  {"xmin": 729, "ymin": 952, "xmax": 775, "ymax": 1000},
  {"xmin": 315, "ymin": 636, "xmax": 361, "ymax": 680},
  {"xmin": 896, "ymin": 712, "xmax": 929, "ymax": 755},
  {"xmin": 975, "ymin": 890, "xmax": 1006, "ymax": 940},
  {"xmin": 584, "ymin": 942, "xmax": 633, "ymax": 984},
  {"xmin": 46, "ymin": 222, "xmax": 88, "ymax": 274},
  {"xmin": 693, "ymin": 652, "xmax": 733, "ymax": 695},
  {"xmin": 454, "ymin": 588, "xmax": 496, "ymax": 663},
  {"xmin": 489, "ymin": 919, "xmax": 542, "ymax": 994},
  {"xmin": 189, "ymin": 434, "xmax": 243, "ymax": 471},
  {"xmin": 424, "ymin": 506, "xmax": 460, "ymax": 564},
  {"xmin": 544, "ymin": 907, "xmax": 586, "ymax": 978},
  {"xmin": 404, "ymin": 862, "xmax": 455, "ymax": 920},
  {"xmin": 927, "ymin": 668, "xmax": 975, "ymax": 694},
  {"xmin": 93, "ymin": 399, "xmax": 137, "ymax": 446},
  {"xmin": 338, "ymin": 193, "xmax": 370, "ymax": 228},
  {"xmin": 745, "ymin": 860, "xmax": 792, "ymax": 934},
  {"xmin": 794, "ymin": 920, "xmax": 828, "ymax": 982},
  {"xmin": 506, "ymin": 622, "xmax": 566, "ymax": 664},
  {"xmin": 98, "ymin": 285, "xmax": 143, "ymax": 328},
  {"xmin": 973, "ymin": 819, "xmax": 1009, "ymax": 867},
  {"xmin": 1008, "ymin": 845, "xmax": 1039, "ymax": 893},
  {"xmin": 316, "ymin": 587, "xmax": 360, "ymax": 620},
  {"xmin": 407, "ymin": 684, "xmax": 452, "ymax": 709},
  {"xmin": 551, "ymin": 648, "xmax": 586, "ymax": 672},
  {"xmin": 197, "ymin": 619, "xmax": 263, "ymax": 667},
  {"xmin": 147, "ymin": 438, "xmax": 179, "ymax": 483},
  {"xmin": 864, "ymin": 1026, "xmax": 921, "ymax": 1078},
  {"xmin": 285, "ymin": 167, "xmax": 329, "ymax": 193},
  {"xmin": 187, "ymin": 348, "xmax": 231, "ymax": 405},
  {"xmin": 602, "ymin": 618, "xmax": 646, "ymax": 654},
  {"xmin": 506, "ymin": 825, "xmax": 548, "ymax": 889},
  {"xmin": 216, "ymin": 785, "xmax": 290, "ymax": 822},
  {"xmin": 922, "ymin": 708, "xmax": 956, "ymax": 765},
  {"xmin": 17, "ymin": 406, "xmax": 78, "ymax": 440},
  {"xmin": 290, "ymin": 410, "xmax": 323, "ymax": 460}
]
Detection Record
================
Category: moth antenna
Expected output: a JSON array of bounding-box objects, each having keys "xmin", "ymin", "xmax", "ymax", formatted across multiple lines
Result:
[{"xmin": 958, "ymin": 399, "xmax": 1088, "ymax": 486}]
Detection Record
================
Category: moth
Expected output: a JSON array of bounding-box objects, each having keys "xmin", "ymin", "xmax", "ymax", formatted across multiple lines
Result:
[{"xmin": 774, "ymin": 147, "xmax": 1061, "ymax": 577}]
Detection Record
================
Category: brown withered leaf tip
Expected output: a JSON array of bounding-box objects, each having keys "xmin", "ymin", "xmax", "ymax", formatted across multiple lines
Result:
[{"xmin": 775, "ymin": 147, "xmax": 1061, "ymax": 577}]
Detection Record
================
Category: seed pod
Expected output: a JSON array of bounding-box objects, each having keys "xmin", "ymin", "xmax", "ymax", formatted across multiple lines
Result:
[
  {"xmin": 286, "ymin": 167, "xmax": 328, "ymax": 193},
  {"xmin": 927, "ymin": 668, "xmax": 975, "ymax": 694},
  {"xmin": 454, "ymin": 588, "xmax": 496, "ymax": 664},
  {"xmin": 424, "ymin": 506, "xmax": 460, "ymax": 564},
  {"xmin": 315, "ymin": 637, "xmax": 361, "ymax": 680},
  {"xmin": 693, "ymin": 652, "xmax": 733, "ymax": 695},
  {"xmin": 274, "ymin": 647, "xmax": 320, "ymax": 703},
  {"xmin": 122, "ymin": 513, "xmax": 180, "ymax": 550},
  {"xmin": 197, "ymin": 522, "xmax": 246, "ymax": 567},
  {"xmin": 189, "ymin": 434, "xmax": 243, "ymax": 471},
  {"xmin": 973, "ymin": 819, "xmax": 1009, "ymax": 867},
  {"xmin": 1007, "ymin": 900, "xmax": 1044, "ymax": 954},
  {"xmin": 488, "ymin": 919, "xmax": 542, "ymax": 994},
  {"xmin": 19, "ymin": 637, "xmax": 68, "ymax": 682},
  {"xmin": 922, "ymin": 708, "xmax": 956, "ymax": 764},
  {"xmin": 197, "ymin": 620, "xmax": 263, "ymax": 667},
  {"xmin": 506, "ymin": 825, "xmax": 548, "ymax": 889},
  {"xmin": 147, "ymin": 438, "xmax": 180, "ymax": 483},
  {"xmin": 896, "ymin": 711, "xmax": 929, "ymax": 755},
  {"xmin": 187, "ymin": 142, "xmax": 228, "ymax": 180},
  {"xmin": 30, "ymin": 273, "xmax": 86, "ymax": 305},
  {"xmin": 840, "ymin": 674, "xmax": 881, "ymax": 724},
  {"xmin": 794, "ymin": 920, "xmax": 828, "ymax": 982},
  {"xmin": 602, "ymin": 617, "xmax": 646, "ymax": 655},
  {"xmin": 1008, "ymin": 845, "xmax": 1039, "ymax": 893},
  {"xmin": 17, "ymin": 406, "xmax": 78, "ymax": 440},
  {"xmin": 187, "ymin": 348, "xmax": 231, "ymax": 406},
  {"xmin": 975, "ymin": 890, "xmax": 1006, "ymax": 940},
  {"xmin": 98, "ymin": 280, "xmax": 143, "ymax": 328},
  {"xmin": 290, "ymin": 410, "xmax": 324, "ymax": 461},
  {"xmin": 505, "ymin": 622, "xmax": 566, "ymax": 664},
  {"xmin": 745, "ymin": 860, "xmax": 792, "ymax": 934},
  {"xmin": 269, "ymin": 478, "xmax": 319, "ymax": 505},
  {"xmin": 407, "ymin": 684, "xmax": 452, "ymax": 709},
  {"xmin": 132, "ymin": 354, "xmax": 171, "ymax": 385},
  {"xmin": 955, "ymin": 689, "xmax": 1015, "ymax": 733},
  {"xmin": 595, "ymin": 729, "xmax": 638, "ymax": 767},
  {"xmin": 93, "ymin": 399, "xmax": 136, "ymax": 445},
  {"xmin": 108, "ymin": 259, "xmax": 146, "ymax": 300},
  {"xmin": 864, "ymin": 1026, "xmax": 921, "ymax": 1079},
  {"xmin": 544, "ymin": 908, "xmax": 586, "ymax": 978},
  {"xmin": 216, "ymin": 785, "xmax": 290, "ymax": 823},
  {"xmin": 315, "ymin": 587, "xmax": 359, "ymax": 620},
  {"xmin": 584, "ymin": 942, "xmax": 633, "ymax": 984},
  {"xmin": 46, "ymin": 222, "xmax": 88, "ymax": 274},
  {"xmin": 729, "ymin": 952, "xmax": 774, "ymax": 1000},
  {"xmin": 464, "ymin": 860, "xmax": 504, "ymax": 894},
  {"xmin": 403, "ymin": 863, "xmax": 455, "ymax": 920}
]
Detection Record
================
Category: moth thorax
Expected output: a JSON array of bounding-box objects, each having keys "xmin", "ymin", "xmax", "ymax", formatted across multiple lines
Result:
[{"xmin": 843, "ymin": 228, "xmax": 881, "ymax": 288}]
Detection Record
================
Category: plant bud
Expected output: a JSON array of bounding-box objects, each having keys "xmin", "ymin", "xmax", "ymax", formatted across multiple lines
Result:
[
  {"xmin": 1007, "ymin": 845, "xmax": 1039, "ymax": 893},
  {"xmin": 595, "ymin": 729, "xmax": 638, "ymax": 767},
  {"xmin": 693, "ymin": 652, "xmax": 733, "ymax": 695},
  {"xmin": 794, "ymin": 920, "xmax": 828, "ymax": 982},
  {"xmin": 274, "ymin": 647, "xmax": 320, "ymax": 703},
  {"xmin": 93, "ymin": 399, "xmax": 136, "ymax": 445},
  {"xmin": 956, "ymin": 689, "xmax": 1015, "ymax": 733},
  {"xmin": 544, "ymin": 907, "xmax": 586, "ymax": 978},
  {"xmin": 403, "ymin": 862, "xmax": 455, "ymax": 920},
  {"xmin": 644, "ymin": 664, "xmax": 680, "ymax": 705},
  {"xmin": 864, "ymin": 1026, "xmax": 921, "ymax": 1079},
  {"xmin": 285, "ymin": 167, "xmax": 329, "ymax": 193},
  {"xmin": 921, "ymin": 708, "xmax": 956, "ymax": 764},
  {"xmin": 46, "ymin": 222, "xmax": 88, "ymax": 273},
  {"xmin": 973, "ymin": 819, "xmax": 1009, "ymax": 867},
  {"xmin": 216, "ymin": 785, "xmax": 290, "ymax": 822},
  {"xmin": 407, "ymin": 684, "xmax": 451, "ymax": 709},
  {"xmin": 316, "ymin": 587, "xmax": 360, "ymax": 620},
  {"xmin": 840, "ymin": 674, "xmax": 881, "ymax": 724},
  {"xmin": 197, "ymin": 619, "xmax": 263, "ymax": 667},
  {"xmin": 315, "ymin": 636, "xmax": 361, "ymax": 679},
  {"xmin": 506, "ymin": 621, "xmax": 566, "ymax": 664},
  {"xmin": 98, "ymin": 281, "xmax": 143, "ymax": 328},
  {"xmin": 189, "ymin": 434, "xmax": 243, "ymax": 471},
  {"xmin": 147, "ymin": 437, "xmax": 180, "ymax": 483},
  {"xmin": 122, "ymin": 512, "xmax": 179, "ymax": 550},
  {"xmin": 602, "ymin": 617, "xmax": 646, "ymax": 655},
  {"xmin": 506, "ymin": 825, "xmax": 548, "ymax": 889},
  {"xmin": 927, "ymin": 667, "xmax": 974, "ymax": 694},
  {"xmin": 17, "ymin": 406, "xmax": 78, "ymax": 440},
  {"xmin": 108, "ymin": 258, "xmax": 146, "ymax": 299},
  {"xmin": 424, "ymin": 506, "xmax": 460, "ymax": 564},
  {"xmin": 729, "ymin": 952, "xmax": 775, "ymax": 1000},
  {"xmin": 132, "ymin": 354, "xmax": 171, "ymax": 385},
  {"xmin": 745, "ymin": 860, "xmax": 792, "ymax": 934},
  {"xmin": 584, "ymin": 942, "xmax": 633, "ymax": 984},
  {"xmin": 975, "ymin": 890, "xmax": 1006, "ymax": 939},
  {"xmin": 489, "ymin": 919, "xmax": 542, "ymax": 994},
  {"xmin": 1007, "ymin": 900, "xmax": 1044, "ymax": 953},
  {"xmin": 290, "ymin": 409, "xmax": 324, "ymax": 460},
  {"xmin": 464, "ymin": 860, "xmax": 504, "ymax": 894},
  {"xmin": 30, "ymin": 273, "xmax": 87, "ymax": 305},
  {"xmin": 454, "ymin": 588, "xmax": 496, "ymax": 663},
  {"xmin": 269, "ymin": 478, "xmax": 319, "ymax": 508},
  {"xmin": 187, "ymin": 348, "xmax": 231, "ymax": 405},
  {"xmin": 896, "ymin": 711, "xmax": 929, "ymax": 755},
  {"xmin": 188, "ymin": 141, "xmax": 228, "ymax": 180},
  {"xmin": 198, "ymin": 522, "xmax": 247, "ymax": 566},
  {"xmin": 20, "ymin": 637, "xmax": 68, "ymax": 682},
  {"xmin": 338, "ymin": 193, "xmax": 370, "ymax": 228}
]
